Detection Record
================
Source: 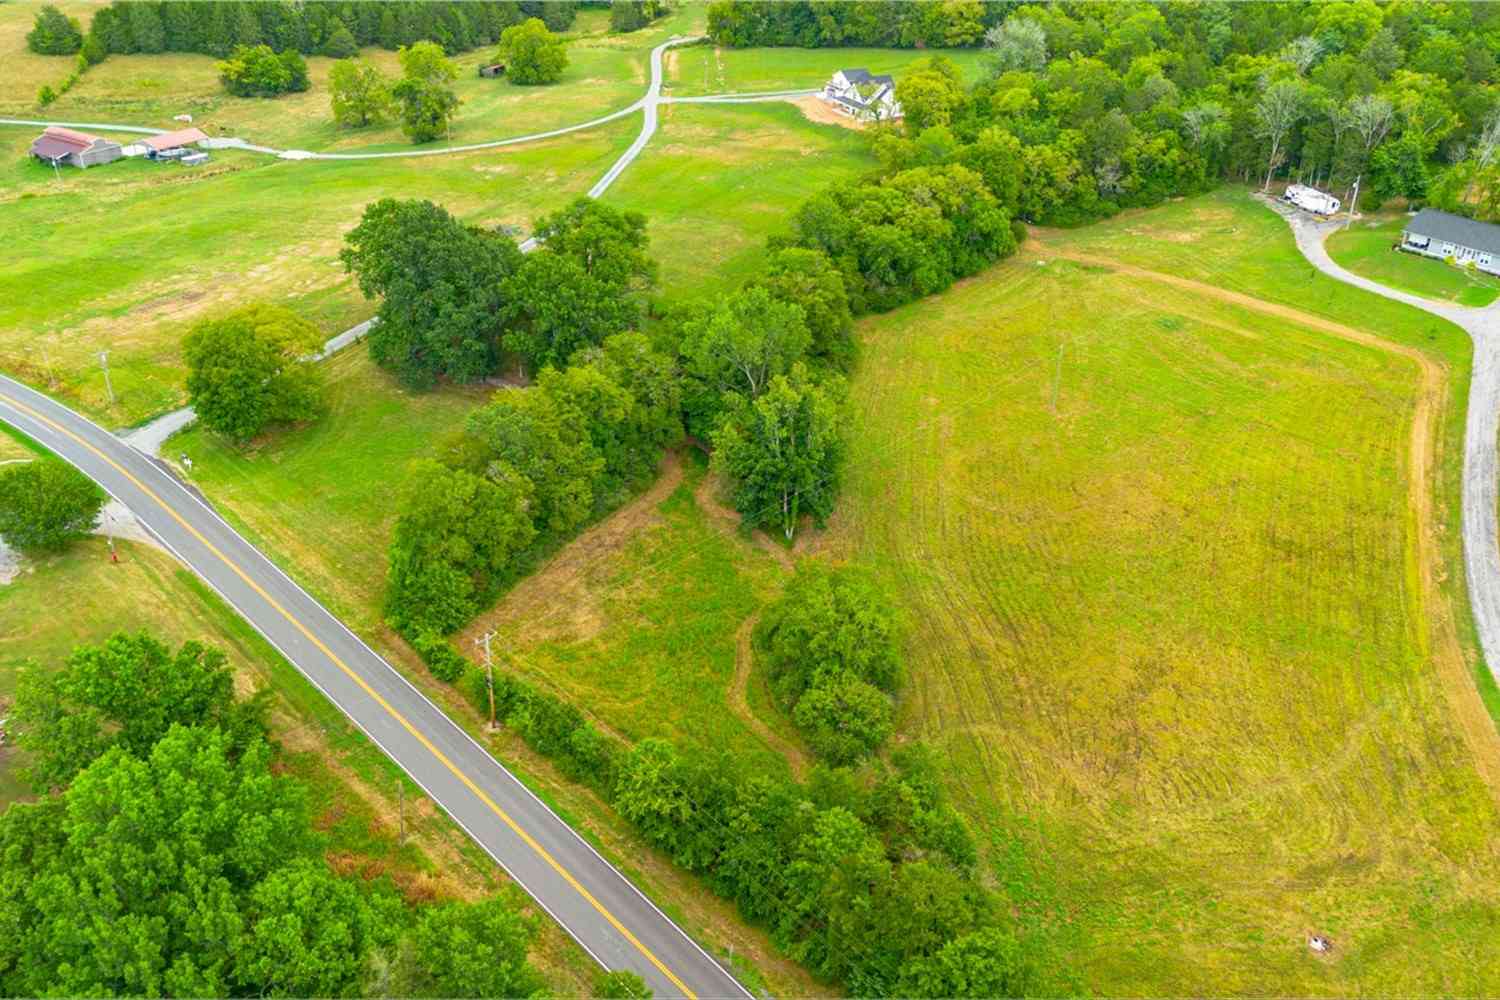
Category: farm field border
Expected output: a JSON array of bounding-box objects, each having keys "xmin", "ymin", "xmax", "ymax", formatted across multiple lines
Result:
[{"xmin": 1041, "ymin": 240, "xmax": 1500, "ymax": 802}]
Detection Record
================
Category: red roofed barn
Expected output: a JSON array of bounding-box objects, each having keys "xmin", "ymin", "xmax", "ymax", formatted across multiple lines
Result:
[{"xmin": 29, "ymin": 126, "xmax": 123, "ymax": 169}]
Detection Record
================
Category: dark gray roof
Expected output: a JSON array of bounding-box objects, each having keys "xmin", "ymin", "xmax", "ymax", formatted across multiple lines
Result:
[
  {"xmin": 1405, "ymin": 208, "xmax": 1500, "ymax": 256},
  {"xmin": 841, "ymin": 67, "xmax": 894, "ymax": 87}
]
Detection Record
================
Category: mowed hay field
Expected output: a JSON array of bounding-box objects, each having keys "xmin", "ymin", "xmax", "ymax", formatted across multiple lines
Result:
[{"xmin": 829, "ymin": 190, "xmax": 1500, "ymax": 993}]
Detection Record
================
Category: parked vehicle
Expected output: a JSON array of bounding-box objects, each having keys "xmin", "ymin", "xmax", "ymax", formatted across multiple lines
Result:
[{"xmin": 1283, "ymin": 183, "xmax": 1341, "ymax": 216}]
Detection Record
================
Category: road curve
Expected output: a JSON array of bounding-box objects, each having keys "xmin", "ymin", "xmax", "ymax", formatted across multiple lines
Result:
[
  {"xmin": 1273, "ymin": 203, "xmax": 1500, "ymax": 684},
  {"xmin": 0, "ymin": 374, "xmax": 750, "ymax": 1000}
]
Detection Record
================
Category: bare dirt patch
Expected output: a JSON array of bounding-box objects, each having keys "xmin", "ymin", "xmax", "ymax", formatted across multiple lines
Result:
[{"xmin": 790, "ymin": 94, "xmax": 866, "ymax": 131}]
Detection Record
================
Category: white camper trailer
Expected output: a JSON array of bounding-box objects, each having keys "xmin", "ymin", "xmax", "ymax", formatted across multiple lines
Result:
[{"xmin": 1283, "ymin": 183, "xmax": 1341, "ymax": 216}]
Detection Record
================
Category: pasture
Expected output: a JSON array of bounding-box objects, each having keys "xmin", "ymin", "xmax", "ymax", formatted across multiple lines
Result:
[
  {"xmin": 1326, "ymin": 215, "xmax": 1500, "ymax": 308},
  {"xmin": 604, "ymin": 100, "xmax": 872, "ymax": 302},
  {"xmin": 824, "ymin": 189, "xmax": 1500, "ymax": 993},
  {"xmin": 0, "ymin": 120, "xmax": 634, "ymax": 424},
  {"xmin": 0, "ymin": 5, "xmax": 699, "ymax": 154}
]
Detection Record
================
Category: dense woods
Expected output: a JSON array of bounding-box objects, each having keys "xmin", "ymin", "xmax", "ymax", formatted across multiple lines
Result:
[
  {"xmin": 80, "ymin": 1, "xmax": 576, "ymax": 58},
  {"xmin": 715, "ymin": 0, "xmax": 1500, "ymax": 221},
  {"xmin": 0, "ymin": 632, "xmax": 550, "ymax": 998}
]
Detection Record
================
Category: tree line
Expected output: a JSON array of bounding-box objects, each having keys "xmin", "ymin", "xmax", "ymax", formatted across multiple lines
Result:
[
  {"xmin": 407, "ymin": 602, "xmax": 1069, "ymax": 998},
  {"xmin": 716, "ymin": 0, "xmax": 1500, "ymax": 221},
  {"xmin": 75, "ymin": 1, "xmax": 576, "ymax": 60},
  {"xmin": 0, "ymin": 630, "xmax": 665, "ymax": 998}
]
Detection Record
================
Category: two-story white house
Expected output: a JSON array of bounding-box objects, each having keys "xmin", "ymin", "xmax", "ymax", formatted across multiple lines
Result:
[{"xmin": 821, "ymin": 68, "xmax": 902, "ymax": 122}]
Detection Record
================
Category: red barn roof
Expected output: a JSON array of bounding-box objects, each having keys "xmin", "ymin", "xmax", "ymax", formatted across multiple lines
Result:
[{"xmin": 141, "ymin": 127, "xmax": 208, "ymax": 152}]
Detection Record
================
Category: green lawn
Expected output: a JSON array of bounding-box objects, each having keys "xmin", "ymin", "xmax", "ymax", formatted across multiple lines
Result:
[
  {"xmin": 823, "ymin": 188, "xmax": 1500, "ymax": 993},
  {"xmin": 666, "ymin": 41, "xmax": 990, "ymax": 95},
  {"xmin": 604, "ymin": 100, "xmax": 873, "ymax": 304},
  {"xmin": 1326, "ymin": 215, "xmax": 1500, "ymax": 308},
  {"xmin": 0, "ymin": 119, "xmax": 635, "ymax": 425}
]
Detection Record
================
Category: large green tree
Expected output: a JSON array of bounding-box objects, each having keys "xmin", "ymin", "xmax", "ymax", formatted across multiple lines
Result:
[
  {"xmin": 0, "ymin": 459, "xmax": 103, "ymax": 555},
  {"xmin": 398, "ymin": 899, "xmax": 545, "ymax": 997},
  {"xmin": 385, "ymin": 459, "xmax": 537, "ymax": 636},
  {"xmin": 499, "ymin": 17, "xmax": 568, "ymax": 85},
  {"xmin": 330, "ymin": 58, "xmax": 393, "ymax": 127},
  {"xmin": 341, "ymin": 198, "xmax": 523, "ymax": 388},
  {"xmin": 392, "ymin": 40, "xmax": 460, "ymax": 142},
  {"xmin": 678, "ymin": 286, "xmax": 811, "ymax": 439},
  {"xmin": 183, "ymin": 303, "xmax": 325, "ymax": 441}
]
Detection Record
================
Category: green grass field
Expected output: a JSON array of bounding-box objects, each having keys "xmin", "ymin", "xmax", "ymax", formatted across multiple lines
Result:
[
  {"xmin": 820, "ymin": 189, "xmax": 1500, "ymax": 993},
  {"xmin": 0, "ymin": 5, "xmax": 703, "ymax": 154},
  {"xmin": 1326, "ymin": 215, "xmax": 1500, "ymax": 308},
  {"xmin": 666, "ymin": 41, "xmax": 989, "ymax": 95},
  {"xmin": 0, "ymin": 120, "xmax": 634, "ymax": 424},
  {"xmin": 603, "ymin": 100, "xmax": 872, "ymax": 303}
]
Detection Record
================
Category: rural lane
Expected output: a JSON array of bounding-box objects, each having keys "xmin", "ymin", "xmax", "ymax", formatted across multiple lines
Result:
[
  {"xmin": 0, "ymin": 374, "xmax": 751, "ymax": 1000},
  {"xmin": 1276, "ymin": 205, "xmax": 1500, "ymax": 685}
]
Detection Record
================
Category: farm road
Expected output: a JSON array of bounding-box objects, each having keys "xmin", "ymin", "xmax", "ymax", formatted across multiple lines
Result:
[{"xmin": 1048, "ymin": 228, "xmax": 1500, "ymax": 801}]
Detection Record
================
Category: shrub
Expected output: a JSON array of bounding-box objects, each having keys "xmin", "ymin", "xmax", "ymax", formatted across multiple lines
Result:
[
  {"xmin": 218, "ymin": 44, "xmax": 299, "ymax": 97},
  {"xmin": 36, "ymin": 85, "xmax": 57, "ymax": 107},
  {"xmin": 411, "ymin": 633, "xmax": 469, "ymax": 683},
  {"xmin": 792, "ymin": 673, "xmax": 894, "ymax": 765}
]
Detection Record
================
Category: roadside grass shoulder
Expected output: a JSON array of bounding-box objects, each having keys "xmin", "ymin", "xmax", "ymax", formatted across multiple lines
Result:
[
  {"xmin": 1326, "ymin": 215, "xmax": 1500, "ymax": 308},
  {"xmin": 820, "ymin": 188, "xmax": 1500, "ymax": 993}
]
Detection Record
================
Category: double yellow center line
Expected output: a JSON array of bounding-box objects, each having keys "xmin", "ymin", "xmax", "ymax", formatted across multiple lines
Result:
[{"xmin": 0, "ymin": 389, "xmax": 696, "ymax": 999}]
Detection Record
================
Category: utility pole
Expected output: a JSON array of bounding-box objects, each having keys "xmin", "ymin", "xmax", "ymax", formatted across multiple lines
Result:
[
  {"xmin": 98, "ymin": 350, "xmax": 115, "ymax": 406},
  {"xmin": 104, "ymin": 509, "xmax": 118, "ymax": 564},
  {"xmin": 475, "ymin": 630, "xmax": 497, "ymax": 731},
  {"xmin": 1345, "ymin": 174, "xmax": 1361, "ymax": 230}
]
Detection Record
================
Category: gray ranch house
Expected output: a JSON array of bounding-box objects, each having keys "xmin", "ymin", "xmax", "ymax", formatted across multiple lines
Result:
[
  {"xmin": 1401, "ymin": 208, "xmax": 1500, "ymax": 276},
  {"xmin": 822, "ymin": 68, "xmax": 903, "ymax": 122},
  {"xmin": 29, "ymin": 126, "xmax": 122, "ymax": 169}
]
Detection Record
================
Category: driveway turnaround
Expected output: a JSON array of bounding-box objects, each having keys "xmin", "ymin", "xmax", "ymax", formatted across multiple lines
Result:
[
  {"xmin": 1275, "ymin": 204, "xmax": 1500, "ymax": 684},
  {"xmin": 0, "ymin": 373, "xmax": 750, "ymax": 1000}
]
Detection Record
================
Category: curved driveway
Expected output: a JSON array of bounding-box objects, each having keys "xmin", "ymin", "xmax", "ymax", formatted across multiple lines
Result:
[
  {"xmin": 0, "ymin": 375, "xmax": 749, "ymax": 1000},
  {"xmin": 1276, "ymin": 205, "xmax": 1500, "ymax": 683}
]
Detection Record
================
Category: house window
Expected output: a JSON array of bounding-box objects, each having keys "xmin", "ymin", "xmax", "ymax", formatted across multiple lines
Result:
[
  {"xmin": 1482, "ymin": 254, "xmax": 1493, "ymax": 266},
  {"xmin": 1443, "ymin": 243, "xmax": 1455, "ymax": 255}
]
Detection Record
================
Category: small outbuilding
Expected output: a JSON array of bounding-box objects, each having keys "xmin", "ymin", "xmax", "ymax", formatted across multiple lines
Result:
[
  {"xmin": 1400, "ymin": 208, "xmax": 1500, "ymax": 275},
  {"xmin": 478, "ymin": 62, "xmax": 506, "ymax": 78},
  {"xmin": 29, "ymin": 126, "xmax": 123, "ymax": 169},
  {"xmin": 142, "ymin": 126, "xmax": 209, "ymax": 160}
]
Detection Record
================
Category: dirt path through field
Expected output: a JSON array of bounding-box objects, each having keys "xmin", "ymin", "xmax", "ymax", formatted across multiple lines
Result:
[
  {"xmin": 691, "ymin": 470, "xmax": 810, "ymax": 776},
  {"xmin": 1042, "ymin": 244, "xmax": 1500, "ymax": 804}
]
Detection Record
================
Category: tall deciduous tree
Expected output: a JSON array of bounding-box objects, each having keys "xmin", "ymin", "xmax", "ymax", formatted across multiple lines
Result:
[
  {"xmin": 392, "ymin": 40, "xmax": 459, "ymax": 142},
  {"xmin": 398, "ymin": 899, "xmax": 545, "ymax": 998},
  {"xmin": 711, "ymin": 365, "xmax": 845, "ymax": 540},
  {"xmin": 183, "ymin": 303, "xmax": 325, "ymax": 441},
  {"xmin": 678, "ymin": 285, "xmax": 811, "ymax": 439},
  {"xmin": 751, "ymin": 248, "xmax": 854, "ymax": 371},
  {"xmin": 341, "ymin": 198, "xmax": 523, "ymax": 388},
  {"xmin": 385, "ymin": 458, "xmax": 537, "ymax": 636},
  {"xmin": 982, "ymin": 17, "xmax": 1046, "ymax": 75},
  {"xmin": 329, "ymin": 59, "xmax": 393, "ymax": 127},
  {"xmin": 1254, "ymin": 78, "xmax": 1307, "ymax": 188},
  {"xmin": 0, "ymin": 459, "xmax": 103, "ymax": 555}
]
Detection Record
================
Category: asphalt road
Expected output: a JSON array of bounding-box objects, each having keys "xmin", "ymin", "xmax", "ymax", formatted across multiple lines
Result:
[
  {"xmin": 1275, "ymin": 203, "xmax": 1500, "ymax": 684},
  {"xmin": 0, "ymin": 374, "xmax": 751, "ymax": 1000}
]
